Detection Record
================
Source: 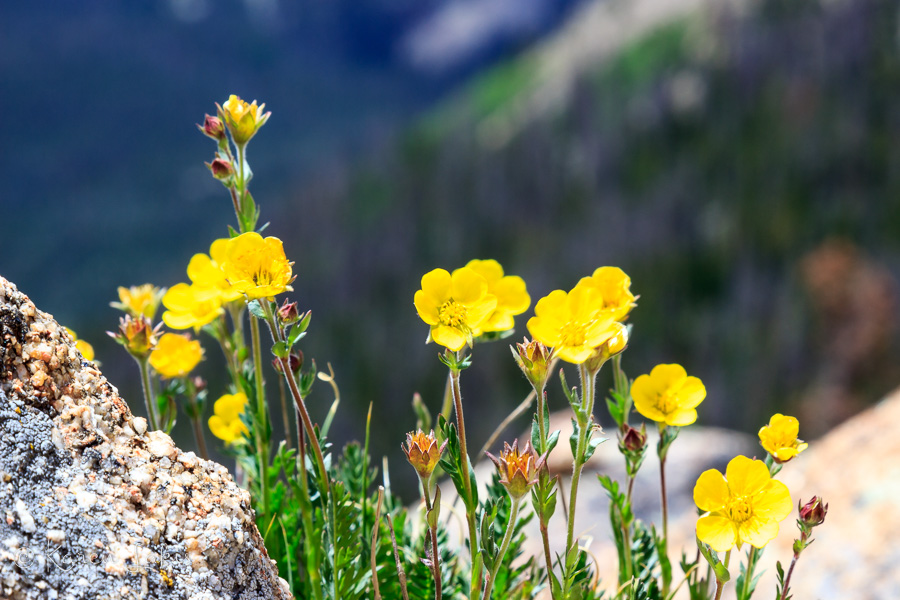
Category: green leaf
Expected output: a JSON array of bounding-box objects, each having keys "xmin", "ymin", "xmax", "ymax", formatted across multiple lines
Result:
[
  {"xmin": 247, "ymin": 300, "xmax": 266, "ymax": 319},
  {"xmin": 427, "ymin": 486, "xmax": 441, "ymax": 530},
  {"xmin": 272, "ymin": 341, "xmax": 290, "ymax": 358}
]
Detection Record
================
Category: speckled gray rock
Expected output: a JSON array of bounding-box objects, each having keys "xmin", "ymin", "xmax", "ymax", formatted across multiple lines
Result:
[{"xmin": 0, "ymin": 276, "xmax": 292, "ymax": 600}]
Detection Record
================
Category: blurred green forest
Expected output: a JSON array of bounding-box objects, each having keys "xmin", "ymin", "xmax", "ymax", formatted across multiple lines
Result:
[
  {"xmin": 6, "ymin": 0, "xmax": 900, "ymax": 500},
  {"xmin": 270, "ymin": 0, "xmax": 900, "ymax": 490}
]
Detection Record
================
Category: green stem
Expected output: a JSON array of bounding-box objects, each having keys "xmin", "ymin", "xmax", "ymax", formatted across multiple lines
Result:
[
  {"xmin": 714, "ymin": 550, "xmax": 731, "ymax": 600},
  {"xmin": 449, "ymin": 365, "xmax": 478, "ymax": 561},
  {"xmin": 565, "ymin": 363, "xmax": 598, "ymax": 553},
  {"xmin": 482, "ymin": 497, "xmax": 520, "ymax": 600},
  {"xmin": 739, "ymin": 548, "xmax": 758, "ymax": 600},
  {"xmin": 184, "ymin": 378, "xmax": 209, "ymax": 460},
  {"xmin": 440, "ymin": 371, "xmax": 454, "ymax": 420},
  {"xmin": 422, "ymin": 479, "xmax": 443, "ymax": 600},
  {"xmin": 249, "ymin": 315, "xmax": 271, "ymax": 519},
  {"xmin": 261, "ymin": 309, "xmax": 330, "ymax": 496},
  {"xmin": 137, "ymin": 357, "xmax": 159, "ymax": 431},
  {"xmin": 779, "ymin": 555, "xmax": 798, "ymax": 600}
]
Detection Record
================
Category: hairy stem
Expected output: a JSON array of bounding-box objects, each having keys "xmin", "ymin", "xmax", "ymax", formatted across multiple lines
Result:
[
  {"xmin": 422, "ymin": 479, "xmax": 443, "ymax": 600},
  {"xmin": 249, "ymin": 315, "xmax": 271, "ymax": 519},
  {"xmin": 137, "ymin": 357, "xmax": 159, "ymax": 432},
  {"xmin": 714, "ymin": 550, "xmax": 731, "ymax": 600},
  {"xmin": 450, "ymin": 365, "xmax": 478, "ymax": 561},
  {"xmin": 482, "ymin": 497, "xmax": 520, "ymax": 600}
]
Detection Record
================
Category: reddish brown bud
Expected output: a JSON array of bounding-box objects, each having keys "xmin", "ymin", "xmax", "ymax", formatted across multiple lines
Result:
[
  {"xmin": 207, "ymin": 158, "xmax": 234, "ymax": 180},
  {"xmin": 198, "ymin": 115, "xmax": 225, "ymax": 141},
  {"xmin": 799, "ymin": 496, "xmax": 827, "ymax": 528},
  {"xmin": 621, "ymin": 425, "xmax": 647, "ymax": 452},
  {"xmin": 278, "ymin": 300, "xmax": 300, "ymax": 323},
  {"xmin": 192, "ymin": 376, "xmax": 207, "ymax": 393}
]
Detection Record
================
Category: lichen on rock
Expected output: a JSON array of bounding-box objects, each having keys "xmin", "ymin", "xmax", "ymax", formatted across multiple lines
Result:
[{"xmin": 0, "ymin": 275, "xmax": 292, "ymax": 600}]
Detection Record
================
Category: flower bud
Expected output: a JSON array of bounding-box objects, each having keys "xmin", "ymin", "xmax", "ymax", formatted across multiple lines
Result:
[
  {"xmin": 272, "ymin": 352, "xmax": 302, "ymax": 374},
  {"xmin": 486, "ymin": 439, "xmax": 544, "ymax": 500},
  {"xmin": 402, "ymin": 430, "xmax": 446, "ymax": 481},
  {"xmin": 277, "ymin": 300, "xmax": 300, "ymax": 324},
  {"xmin": 197, "ymin": 115, "xmax": 225, "ymax": 141},
  {"xmin": 108, "ymin": 315, "xmax": 160, "ymax": 359},
  {"xmin": 798, "ymin": 496, "xmax": 827, "ymax": 529},
  {"xmin": 511, "ymin": 337, "xmax": 552, "ymax": 391},
  {"xmin": 621, "ymin": 424, "xmax": 647, "ymax": 453},
  {"xmin": 206, "ymin": 158, "xmax": 234, "ymax": 181},
  {"xmin": 192, "ymin": 376, "xmax": 207, "ymax": 393}
]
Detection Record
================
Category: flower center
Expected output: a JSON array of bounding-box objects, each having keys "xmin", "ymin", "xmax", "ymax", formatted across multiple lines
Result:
[
  {"xmin": 725, "ymin": 496, "xmax": 753, "ymax": 523},
  {"xmin": 657, "ymin": 391, "xmax": 678, "ymax": 415},
  {"xmin": 559, "ymin": 323, "xmax": 587, "ymax": 348},
  {"xmin": 439, "ymin": 300, "xmax": 468, "ymax": 327}
]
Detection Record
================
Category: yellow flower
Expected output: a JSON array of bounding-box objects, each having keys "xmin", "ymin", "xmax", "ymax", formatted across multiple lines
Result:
[
  {"xmin": 464, "ymin": 259, "xmax": 530, "ymax": 335},
  {"xmin": 64, "ymin": 328, "xmax": 95, "ymax": 362},
  {"xmin": 526, "ymin": 286, "xmax": 619, "ymax": 364},
  {"xmin": 632, "ymin": 364, "xmax": 706, "ymax": 427},
  {"xmin": 221, "ymin": 232, "xmax": 294, "ymax": 300},
  {"xmin": 149, "ymin": 333, "xmax": 203, "ymax": 379},
  {"xmin": 219, "ymin": 95, "xmax": 270, "ymax": 145},
  {"xmin": 414, "ymin": 267, "xmax": 498, "ymax": 351},
  {"xmin": 187, "ymin": 239, "xmax": 243, "ymax": 303},
  {"xmin": 575, "ymin": 267, "xmax": 636, "ymax": 322},
  {"xmin": 110, "ymin": 284, "xmax": 165, "ymax": 320},
  {"xmin": 161, "ymin": 283, "xmax": 223, "ymax": 330},
  {"xmin": 759, "ymin": 414, "xmax": 808, "ymax": 463},
  {"xmin": 694, "ymin": 455, "xmax": 793, "ymax": 552},
  {"xmin": 208, "ymin": 392, "xmax": 249, "ymax": 444}
]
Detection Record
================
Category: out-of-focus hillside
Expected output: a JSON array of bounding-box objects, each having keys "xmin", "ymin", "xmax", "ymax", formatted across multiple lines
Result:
[{"xmin": 273, "ymin": 0, "xmax": 900, "ymax": 482}]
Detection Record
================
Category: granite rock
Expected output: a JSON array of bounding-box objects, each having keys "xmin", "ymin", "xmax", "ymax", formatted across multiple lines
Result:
[{"xmin": 0, "ymin": 275, "xmax": 292, "ymax": 600}]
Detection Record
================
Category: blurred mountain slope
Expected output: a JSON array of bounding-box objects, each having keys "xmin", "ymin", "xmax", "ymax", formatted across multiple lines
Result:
[{"xmin": 279, "ymin": 0, "xmax": 900, "ymax": 475}]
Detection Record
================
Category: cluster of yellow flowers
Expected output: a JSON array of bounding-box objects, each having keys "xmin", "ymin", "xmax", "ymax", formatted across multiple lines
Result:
[
  {"xmin": 161, "ymin": 232, "xmax": 293, "ymax": 330},
  {"xmin": 414, "ymin": 259, "xmax": 530, "ymax": 351},
  {"xmin": 526, "ymin": 267, "xmax": 634, "ymax": 364}
]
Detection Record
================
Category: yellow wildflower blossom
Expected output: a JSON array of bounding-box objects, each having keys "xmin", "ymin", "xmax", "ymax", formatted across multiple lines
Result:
[
  {"xmin": 219, "ymin": 95, "xmax": 270, "ymax": 145},
  {"xmin": 464, "ymin": 259, "xmax": 530, "ymax": 335},
  {"xmin": 694, "ymin": 455, "xmax": 793, "ymax": 552},
  {"xmin": 526, "ymin": 286, "xmax": 619, "ymax": 364},
  {"xmin": 414, "ymin": 267, "xmax": 498, "ymax": 351},
  {"xmin": 64, "ymin": 328, "xmax": 95, "ymax": 362},
  {"xmin": 187, "ymin": 239, "xmax": 242, "ymax": 303},
  {"xmin": 149, "ymin": 333, "xmax": 203, "ymax": 379},
  {"xmin": 632, "ymin": 363, "xmax": 706, "ymax": 427},
  {"xmin": 221, "ymin": 232, "xmax": 294, "ymax": 301},
  {"xmin": 161, "ymin": 283, "xmax": 223, "ymax": 330},
  {"xmin": 208, "ymin": 392, "xmax": 249, "ymax": 444},
  {"xmin": 110, "ymin": 284, "xmax": 165, "ymax": 320},
  {"xmin": 759, "ymin": 414, "xmax": 808, "ymax": 463},
  {"xmin": 575, "ymin": 266, "xmax": 636, "ymax": 322}
]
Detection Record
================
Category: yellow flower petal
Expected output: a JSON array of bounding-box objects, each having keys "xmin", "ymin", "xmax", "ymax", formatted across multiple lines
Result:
[
  {"xmin": 649, "ymin": 364, "xmax": 688, "ymax": 390},
  {"xmin": 753, "ymin": 480, "xmax": 793, "ymax": 521},
  {"xmin": 739, "ymin": 518, "xmax": 781, "ymax": 549},
  {"xmin": 694, "ymin": 469, "xmax": 729, "ymax": 512},
  {"xmin": 421, "ymin": 269, "xmax": 452, "ymax": 304},
  {"xmin": 697, "ymin": 515, "xmax": 737, "ymax": 553},
  {"xmin": 431, "ymin": 325, "xmax": 468, "ymax": 352},
  {"xmin": 666, "ymin": 408, "xmax": 698, "ymax": 427},
  {"xmin": 414, "ymin": 290, "xmax": 440, "ymax": 325},
  {"xmin": 725, "ymin": 456, "xmax": 770, "ymax": 498},
  {"xmin": 450, "ymin": 267, "xmax": 487, "ymax": 306}
]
